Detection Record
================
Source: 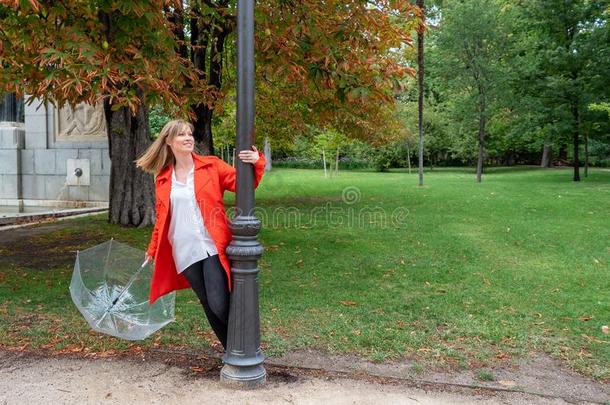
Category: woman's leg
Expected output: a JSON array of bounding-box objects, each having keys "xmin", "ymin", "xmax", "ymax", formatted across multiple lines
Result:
[
  {"xmin": 182, "ymin": 257, "xmax": 229, "ymax": 349},
  {"xmin": 201, "ymin": 254, "xmax": 230, "ymax": 346}
]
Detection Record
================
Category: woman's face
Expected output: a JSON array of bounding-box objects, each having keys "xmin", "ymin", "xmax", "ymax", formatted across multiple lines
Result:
[{"xmin": 167, "ymin": 125, "xmax": 194, "ymax": 155}]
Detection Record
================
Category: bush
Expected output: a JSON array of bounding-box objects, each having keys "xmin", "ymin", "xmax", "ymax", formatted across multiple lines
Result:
[
  {"xmin": 370, "ymin": 140, "xmax": 408, "ymax": 172},
  {"xmin": 272, "ymin": 157, "xmax": 371, "ymax": 170}
]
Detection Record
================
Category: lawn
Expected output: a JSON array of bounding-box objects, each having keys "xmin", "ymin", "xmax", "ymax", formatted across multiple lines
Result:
[{"xmin": 0, "ymin": 166, "xmax": 608, "ymax": 380}]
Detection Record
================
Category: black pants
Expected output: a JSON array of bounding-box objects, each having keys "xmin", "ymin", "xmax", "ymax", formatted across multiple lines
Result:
[{"xmin": 182, "ymin": 254, "xmax": 230, "ymax": 349}]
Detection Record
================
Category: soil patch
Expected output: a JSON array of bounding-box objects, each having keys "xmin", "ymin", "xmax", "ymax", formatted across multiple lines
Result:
[{"xmin": 0, "ymin": 222, "xmax": 108, "ymax": 269}]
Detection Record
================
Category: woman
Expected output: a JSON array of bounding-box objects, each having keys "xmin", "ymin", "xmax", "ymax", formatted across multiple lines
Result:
[{"xmin": 136, "ymin": 119, "xmax": 266, "ymax": 349}]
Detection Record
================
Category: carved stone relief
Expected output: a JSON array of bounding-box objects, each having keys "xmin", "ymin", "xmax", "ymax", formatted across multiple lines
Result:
[{"xmin": 56, "ymin": 101, "xmax": 107, "ymax": 141}]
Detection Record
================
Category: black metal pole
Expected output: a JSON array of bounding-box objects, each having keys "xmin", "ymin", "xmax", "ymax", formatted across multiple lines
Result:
[{"xmin": 220, "ymin": 0, "xmax": 266, "ymax": 388}]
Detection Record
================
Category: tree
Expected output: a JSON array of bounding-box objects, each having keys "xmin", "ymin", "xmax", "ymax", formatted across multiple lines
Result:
[
  {"xmin": 0, "ymin": 1, "xmax": 191, "ymax": 226},
  {"xmin": 169, "ymin": 0, "xmax": 421, "ymax": 153},
  {"xmin": 164, "ymin": 1, "xmax": 232, "ymax": 155},
  {"xmin": 1, "ymin": 0, "xmax": 420, "ymax": 227},
  {"xmin": 518, "ymin": 0, "xmax": 608, "ymax": 181},
  {"xmin": 416, "ymin": 0, "xmax": 425, "ymax": 186},
  {"xmin": 254, "ymin": 0, "xmax": 419, "ymax": 146},
  {"xmin": 430, "ymin": 0, "xmax": 511, "ymax": 182}
]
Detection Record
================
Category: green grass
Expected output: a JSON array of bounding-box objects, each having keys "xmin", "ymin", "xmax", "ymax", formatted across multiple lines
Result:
[
  {"xmin": 0, "ymin": 166, "xmax": 609, "ymax": 380},
  {"xmin": 477, "ymin": 370, "xmax": 496, "ymax": 382}
]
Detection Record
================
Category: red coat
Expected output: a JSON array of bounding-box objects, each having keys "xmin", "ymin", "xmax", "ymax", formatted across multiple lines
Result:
[{"xmin": 147, "ymin": 152, "xmax": 266, "ymax": 304}]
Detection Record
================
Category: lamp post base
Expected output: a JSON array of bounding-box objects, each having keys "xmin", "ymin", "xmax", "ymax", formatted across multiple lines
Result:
[{"xmin": 220, "ymin": 364, "xmax": 267, "ymax": 389}]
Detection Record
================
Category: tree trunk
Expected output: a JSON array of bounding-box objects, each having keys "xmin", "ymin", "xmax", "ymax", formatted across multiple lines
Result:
[
  {"xmin": 572, "ymin": 102, "xmax": 580, "ymax": 182},
  {"xmin": 476, "ymin": 103, "xmax": 486, "ymax": 183},
  {"xmin": 264, "ymin": 137, "xmax": 272, "ymax": 171},
  {"xmin": 190, "ymin": 8, "xmax": 232, "ymax": 155},
  {"xmin": 322, "ymin": 148, "xmax": 327, "ymax": 178},
  {"xmin": 416, "ymin": 0, "xmax": 425, "ymax": 187},
  {"xmin": 335, "ymin": 147, "xmax": 339, "ymax": 175},
  {"xmin": 98, "ymin": 11, "xmax": 154, "ymax": 227},
  {"xmin": 103, "ymin": 100, "xmax": 155, "ymax": 227},
  {"xmin": 406, "ymin": 141, "xmax": 412, "ymax": 174},
  {"xmin": 540, "ymin": 143, "xmax": 552, "ymax": 167},
  {"xmin": 584, "ymin": 130, "xmax": 589, "ymax": 178},
  {"xmin": 193, "ymin": 104, "xmax": 214, "ymax": 155}
]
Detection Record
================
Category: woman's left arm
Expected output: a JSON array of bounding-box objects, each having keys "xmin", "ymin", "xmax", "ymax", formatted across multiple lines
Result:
[{"xmin": 217, "ymin": 147, "xmax": 266, "ymax": 192}]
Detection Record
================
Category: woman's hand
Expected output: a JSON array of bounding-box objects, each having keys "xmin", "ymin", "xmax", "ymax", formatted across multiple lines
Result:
[
  {"xmin": 238, "ymin": 145, "xmax": 260, "ymax": 164},
  {"xmin": 144, "ymin": 253, "xmax": 153, "ymax": 266}
]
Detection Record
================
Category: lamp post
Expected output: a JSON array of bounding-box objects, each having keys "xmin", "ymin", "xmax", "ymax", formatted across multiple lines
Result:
[{"xmin": 220, "ymin": 0, "xmax": 266, "ymax": 388}]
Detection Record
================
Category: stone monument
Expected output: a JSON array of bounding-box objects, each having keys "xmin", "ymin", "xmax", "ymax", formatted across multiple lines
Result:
[{"xmin": 0, "ymin": 93, "xmax": 110, "ymax": 209}]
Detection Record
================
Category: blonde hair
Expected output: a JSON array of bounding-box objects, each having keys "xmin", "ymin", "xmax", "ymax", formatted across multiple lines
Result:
[{"xmin": 136, "ymin": 119, "xmax": 194, "ymax": 175}]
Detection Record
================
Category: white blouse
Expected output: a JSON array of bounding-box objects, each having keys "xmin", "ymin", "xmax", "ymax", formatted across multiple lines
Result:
[{"xmin": 168, "ymin": 165, "xmax": 218, "ymax": 274}]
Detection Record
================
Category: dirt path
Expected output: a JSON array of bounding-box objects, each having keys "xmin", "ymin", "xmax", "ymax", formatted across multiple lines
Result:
[
  {"xmin": 0, "ymin": 352, "xmax": 564, "ymax": 405},
  {"xmin": 0, "ymin": 350, "xmax": 607, "ymax": 405}
]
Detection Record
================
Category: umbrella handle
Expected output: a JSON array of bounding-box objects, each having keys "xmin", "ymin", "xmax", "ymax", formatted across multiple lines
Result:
[{"xmin": 108, "ymin": 260, "xmax": 150, "ymax": 307}]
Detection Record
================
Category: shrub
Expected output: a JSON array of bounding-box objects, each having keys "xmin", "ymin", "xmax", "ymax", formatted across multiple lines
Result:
[{"xmin": 371, "ymin": 140, "xmax": 408, "ymax": 172}]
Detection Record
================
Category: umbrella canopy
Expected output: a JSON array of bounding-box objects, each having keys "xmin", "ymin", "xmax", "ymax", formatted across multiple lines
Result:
[{"xmin": 70, "ymin": 239, "xmax": 175, "ymax": 341}]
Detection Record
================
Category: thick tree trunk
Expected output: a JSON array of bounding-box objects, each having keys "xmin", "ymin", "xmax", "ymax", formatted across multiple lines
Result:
[
  {"xmin": 541, "ymin": 143, "xmax": 552, "ymax": 167},
  {"xmin": 193, "ymin": 104, "xmax": 214, "ymax": 155},
  {"xmin": 98, "ymin": 11, "xmax": 154, "ymax": 226},
  {"xmin": 416, "ymin": 0, "xmax": 425, "ymax": 187},
  {"xmin": 103, "ymin": 100, "xmax": 155, "ymax": 227},
  {"xmin": 264, "ymin": 137, "xmax": 272, "ymax": 171}
]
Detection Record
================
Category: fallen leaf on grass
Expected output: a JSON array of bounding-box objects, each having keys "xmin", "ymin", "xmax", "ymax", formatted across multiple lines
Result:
[
  {"xmin": 97, "ymin": 350, "xmax": 117, "ymax": 358},
  {"xmin": 340, "ymin": 300, "xmax": 357, "ymax": 306},
  {"xmin": 495, "ymin": 352, "xmax": 510, "ymax": 360}
]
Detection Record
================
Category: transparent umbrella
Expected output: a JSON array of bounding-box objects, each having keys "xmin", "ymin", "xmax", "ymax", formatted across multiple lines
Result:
[{"xmin": 69, "ymin": 239, "xmax": 175, "ymax": 341}]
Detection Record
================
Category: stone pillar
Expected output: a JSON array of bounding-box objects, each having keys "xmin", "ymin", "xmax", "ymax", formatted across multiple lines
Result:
[{"xmin": 0, "ymin": 122, "xmax": 25, "ymax": 208}]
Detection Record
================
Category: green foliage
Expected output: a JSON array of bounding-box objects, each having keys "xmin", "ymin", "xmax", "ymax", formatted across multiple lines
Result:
[
  {"xmin": 272, "ymin": 158, "xmax": 370, "ymax": 170},
  {"xmin": 422, "ymin": 0, "xmax": 610, "ymax": 170},
  {"xmin": 148, "ymin": 105, "xmax": 172, "ymax": 139},
  {"xmin": 371, "ymin": 140, "xmax": 408, "ymax": 172},
  {"xmin": 477, "ymin": 371, "xmax": 495, "ymax": 382}
]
